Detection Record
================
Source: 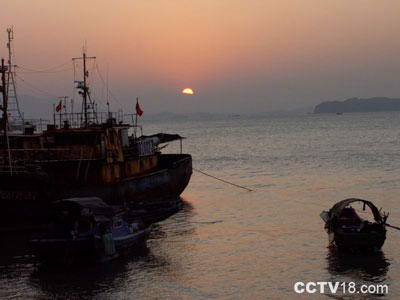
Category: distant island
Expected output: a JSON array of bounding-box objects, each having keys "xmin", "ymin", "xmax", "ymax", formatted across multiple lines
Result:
[{"xmin": 313, "ymin": 97, "xmax": 400, "ymax": 114}]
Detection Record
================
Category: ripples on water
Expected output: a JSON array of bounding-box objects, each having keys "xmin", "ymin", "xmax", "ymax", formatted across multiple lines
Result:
[{"xmin": 1, "ymin": 112, "xmax": 400, "ymax": 299}]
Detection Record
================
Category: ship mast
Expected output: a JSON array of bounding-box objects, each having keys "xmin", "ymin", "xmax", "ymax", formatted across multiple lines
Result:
[
  {"xmin": 1, "ymin": 59, "xmax": 8, "ymax": 136},
  {"xmin": 72, "ymin": 50, "xmax": 96, "ymax": 127},
  {"xmin": 0, "ymin": 58, "xmax": 13, "ymax": 174},
  {"xmin": 5, "ymin": 28, "xmax": 23, "ymax": 124}
]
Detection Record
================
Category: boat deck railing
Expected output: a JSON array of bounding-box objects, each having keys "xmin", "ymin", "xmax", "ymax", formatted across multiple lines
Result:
[
  {"xmin": 7, "ymin": 118, "xmax": 51, "ymax": 134},
  {"xmin": 54, "ymin": 111, "xmax": 141, "ymax": 129}
]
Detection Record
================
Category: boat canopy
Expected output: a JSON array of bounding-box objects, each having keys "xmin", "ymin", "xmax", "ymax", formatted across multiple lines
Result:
[
  {"xmin": 139, "ymin": 133, "xmax": 185, "ymax": 144},
  {"xmin": 54, "ymin": 197, "xmax": 114, "ymax": 217},
  {"xmin": 329, "ymin": 198, "xmax": 383, "ymax": 223}
]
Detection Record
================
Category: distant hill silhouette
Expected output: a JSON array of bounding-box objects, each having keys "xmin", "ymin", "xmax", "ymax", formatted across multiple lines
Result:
[{"xmin": 313, "ymin": 97, "xmax": 400, "ymax": 114}]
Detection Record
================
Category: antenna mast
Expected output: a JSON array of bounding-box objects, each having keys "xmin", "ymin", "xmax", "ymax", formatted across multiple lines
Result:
[
  {"xmin": 72, "ymin": 50, "xmax": 96, "ymax": 127},
  {"xmin": 1, "ymin": 59, "xmax": 8, "ymax": 135},
  {"xmin": 5, "ymin": 27, "xmax": 23, "ymax": 125},
  {"xmin": 1, "ymin": 58, "xmax": 13, "ymax": 175}
]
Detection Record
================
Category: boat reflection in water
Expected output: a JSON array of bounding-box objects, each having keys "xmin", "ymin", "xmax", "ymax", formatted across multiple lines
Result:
[
  {"xmin": 30, "ymin": 245, "xmax": 151, "ymax": 297},
  {"xmin": 30, "ymin": 197, "xmax": 152, "ymax": 265},
  {"xmin": 0, "ymin": 200, "xmax": 195, "ymax": 299},
  {"xmin": 326, "ymin": 247, "xmax": 390, "ymax": 282}
]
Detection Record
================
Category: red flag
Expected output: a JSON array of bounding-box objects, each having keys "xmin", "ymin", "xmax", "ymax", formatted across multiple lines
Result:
[
  {"xmin": 55, "ymin": 101, "xmax": 62, "ymax": 112},
  {"xmin": 136, "ymin": 101, "xmax": 143, "ymax": 116}
]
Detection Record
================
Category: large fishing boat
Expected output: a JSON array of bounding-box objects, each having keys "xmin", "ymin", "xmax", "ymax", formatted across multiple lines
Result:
[{"xmin": 0, "ymin": 32, "xmax": 192, "ymax": 228}]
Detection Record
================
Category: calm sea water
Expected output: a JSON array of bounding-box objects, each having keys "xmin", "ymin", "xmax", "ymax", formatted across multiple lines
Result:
[{"xmin": 1, "ymin": 112, "xmax": 400, "ymax": 299}]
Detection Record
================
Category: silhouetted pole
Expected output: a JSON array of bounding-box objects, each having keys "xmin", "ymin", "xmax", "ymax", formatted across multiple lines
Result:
[
  {"xmin": 1, "ymin": 59, "xmax": 8, "ymax": 138},
  {"xmin": 1, "ymin": 58, "xmax": 12, "ymax": 175},
  {"xmin": 72, "ymin": 51, "xmax": 95, "ymax": 127}
]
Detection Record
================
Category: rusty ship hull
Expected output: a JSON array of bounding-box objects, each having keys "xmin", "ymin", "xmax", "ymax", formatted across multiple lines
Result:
[{"xmin": 0, "ymin": 153, "xmax": 192, "ymax": 227}]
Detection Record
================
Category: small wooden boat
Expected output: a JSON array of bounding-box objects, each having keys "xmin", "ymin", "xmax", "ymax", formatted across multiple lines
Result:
[
  {"xmin": 30, "ymin": 197, "xmax": 151, "ymax": 265},
  {"xmin": 320, "ymin": 198, "xmax": 388, "ymax": 251}
]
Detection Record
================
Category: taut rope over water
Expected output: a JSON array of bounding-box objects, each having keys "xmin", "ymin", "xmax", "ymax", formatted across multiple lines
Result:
[
  {"xmin": 193, "ymin": 168, "xmax": 253, "ymax": 192},
  {"xmin": 386, "ymin": 224, "xmax": 400, "ymax": 231}
]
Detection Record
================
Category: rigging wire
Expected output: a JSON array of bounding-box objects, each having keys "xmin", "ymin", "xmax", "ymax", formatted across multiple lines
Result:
[
  {"xmin": 16, "ymin": 73, "xmax": 61, "ymax": 99},
  {"xmin": 18, "ymin": 68, "xmax": 73, "ymax": 74},
  {"xmin": 16, "ymin": 59, "xmax": 124, "ymax": 118},
  {"xmin": 18, "ymin": 61, "xmax": 72, "ymax": 73},
  {"xmin": 89, "ymin": 61, "xmax": 108, "ymax": 111},
  {"xmin": 94, "ymin": 63, "xmax": 128, "ymax": 112}
]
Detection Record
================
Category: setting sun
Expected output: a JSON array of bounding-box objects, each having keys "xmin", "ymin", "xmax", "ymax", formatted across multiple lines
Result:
[{"xmin": 182, "ymin": 88, "xmax": 194, "ymax": 95}]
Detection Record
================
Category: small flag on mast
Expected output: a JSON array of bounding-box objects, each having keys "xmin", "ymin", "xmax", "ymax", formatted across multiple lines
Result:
[
  {"xmin": 136, "ymin": 98, "xmax": 143, "ymax": 116},
  {"xmin": 55, "ymin": 101, "xmax": 62, "ymax": 112}
]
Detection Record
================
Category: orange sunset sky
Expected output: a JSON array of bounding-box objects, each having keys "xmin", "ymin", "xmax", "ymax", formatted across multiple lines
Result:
[{"xmin": 2, "ymin": 0, "xmax": 400, "ymax": 115}]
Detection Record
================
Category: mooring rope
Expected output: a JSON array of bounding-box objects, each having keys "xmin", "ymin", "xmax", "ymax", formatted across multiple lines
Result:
[
  {"xmin": 193, "ymin": 168, "xmax": 253, "ymax": 192},
  {"xmin": 386, "ymin": 223, "xmax": 400, "ymax": 231}
]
